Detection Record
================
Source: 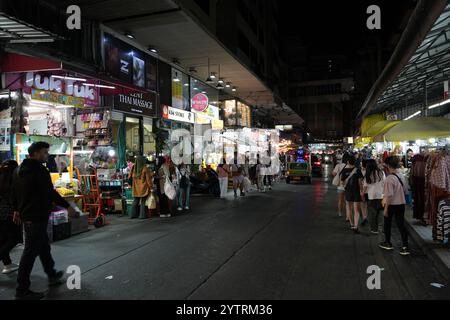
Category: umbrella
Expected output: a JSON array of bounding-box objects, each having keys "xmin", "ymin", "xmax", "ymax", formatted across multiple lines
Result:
[{"xmin": 116, "ymin": 121, "xmax": 127, "ymax": 170}]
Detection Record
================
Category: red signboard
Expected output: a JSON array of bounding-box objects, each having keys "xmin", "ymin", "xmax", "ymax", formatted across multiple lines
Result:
[{"xmin": 191, "ymin": 93, "xmax": 209, "ymax": 112}]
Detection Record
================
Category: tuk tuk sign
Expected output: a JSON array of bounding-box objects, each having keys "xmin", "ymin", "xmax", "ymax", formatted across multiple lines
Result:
[{"xmin": 191, "ymin": 93, "xmax": 209, "ymax": 112}]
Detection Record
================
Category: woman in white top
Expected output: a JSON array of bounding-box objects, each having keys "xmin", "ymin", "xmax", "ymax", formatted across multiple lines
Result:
[
  {"xmin": 362, "ymin": 159, "xmax": 385, "ymax": 234},
  {"xmin": 332, "ymin": 153, "xmax": 349, "ymax": 217}
]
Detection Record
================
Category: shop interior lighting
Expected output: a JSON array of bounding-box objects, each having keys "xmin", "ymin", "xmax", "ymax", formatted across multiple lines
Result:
[
  {"xmin": 173, "ymin": 72, "xmax": 180, "ymax": 82},
  {"xmin": 216, "ymin": 82, "xmax": 224, "ymax": 90},
  {"xmin": 218, "ymin": 78, "xmax": 224, "ymax": 84},
  {"xmin": 225, "ymin": 82, "xmax": 231, "ymax": 88},
  {"xmin": 232, "ymin": 86, "xmax": 237, "ymax": 92},
  {"xmin": 184, "ymin": 83, "xmax": 189, "ymax": 87},
  {"xmin": 83, "ymin": 84, "xmax": 116, "ymax": 89},
  {"xmin": 206, "ymin": 58, "xmax": 214, "ymax": 84},
  {"xmin": 148, "ymin": 46, "xmax": 157, "ymax": 53},
  {"xmin": 404, "ymin": 110, "xmax": 421, "ymax": 120},
  {"xmin": 210, "ymin": 72, "xmax": 217, "ymax": 80},
  {"xmin": 194, "ymin": 87, "xmax": 199, "ymax": 91},
  {"xmin": 51, "ymin": 75, "xmax": 86, "ymax": 82},
  {"xmin": 427, "ymin": 98, "xmax": 450, "ymax": 110}
]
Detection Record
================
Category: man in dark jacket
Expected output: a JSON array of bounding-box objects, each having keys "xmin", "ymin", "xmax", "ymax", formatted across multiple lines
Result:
[{"xmin": 12, "ymin": 142, "xmax": 76, "ymax": 300}]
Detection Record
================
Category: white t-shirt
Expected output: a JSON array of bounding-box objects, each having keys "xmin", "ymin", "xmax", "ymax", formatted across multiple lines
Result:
[{"xmin": 363, "ymin": 172, "xmax": 385, "ymax": 200}]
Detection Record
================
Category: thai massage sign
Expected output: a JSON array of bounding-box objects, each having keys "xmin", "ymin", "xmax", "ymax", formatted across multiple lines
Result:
[
  {"xmin": 191, "ymin": 93, "xmax": 209, "ymax": 112},
  {"xmin": 22, "ymin": 72, "xmax": 98, "ymax": 106},
  {"xmin": 113, "ymin": 92, "xmax": 157, "ymax": 117}
]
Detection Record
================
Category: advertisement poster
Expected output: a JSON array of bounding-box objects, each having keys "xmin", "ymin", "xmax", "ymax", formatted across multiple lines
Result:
[
  {"xmin": 104, "ymin": 33, "xmax": 146, "ymax": 87},
  {"xmin": 0, "ymin": 119, "xmax": 11, "ymax": 151},
  {"xmin": 133, "ymin": 56, "xmax": 145, "ymax": 87}
]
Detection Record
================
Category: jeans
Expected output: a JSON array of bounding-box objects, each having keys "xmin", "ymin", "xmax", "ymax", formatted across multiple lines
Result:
[
  {"xmin": 178, "ymin": 184, "xmax": 191, "ymax": 208},
  {"xmin": 368, "ymin": 199, "xmax": 383, "ymax": 232},
  {"xmin": 384, "ymin": 204, "xmax": 408, "ymax": 248},
  {"xmin": 17, "ymin": 220, "xmax": 57, "ymax": 292},
  {"xmin": 131, "ymin": 197, "xmax": 147, "ymax": 219},
  {"xmin": 0, "ymin": 219, "xmax": 21, "ymax": 265}
]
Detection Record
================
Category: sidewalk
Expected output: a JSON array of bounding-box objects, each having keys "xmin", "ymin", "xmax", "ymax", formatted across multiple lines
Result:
[{"xmin": 405, "ymin": 207, "xmax": 450, "ymax": 281}]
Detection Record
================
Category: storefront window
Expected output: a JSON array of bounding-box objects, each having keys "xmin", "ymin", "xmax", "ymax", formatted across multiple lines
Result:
[
  {"xmin": 143, "ymin": 121, "xmax": 156, "ymax": 160},
  {"xmin": 125, "ymin": 116, "xmax": 141, "ymax": 157},
  {"xmin": 190, "ymin": 78, "xmax": 219, "ymax": 105},
  {"xmin": 172, "ymin": 68, "xmax": 190, "ymax": 110}
]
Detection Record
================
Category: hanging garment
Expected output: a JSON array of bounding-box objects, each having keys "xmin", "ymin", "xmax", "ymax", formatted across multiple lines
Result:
[
  {"xmin": 424, "ymin": 155, "xmax": 435, "ymax": 219},
  {"xmin": 437, "ymin": 199, "xmax": 450, "ymax": 242},
  {"xmin": 412, "ymin": 154, "xmax": 427, "ymax": 220},
  {"xmin": 430, "ymin": 186, "xmax": 449, "ymax": 240}
]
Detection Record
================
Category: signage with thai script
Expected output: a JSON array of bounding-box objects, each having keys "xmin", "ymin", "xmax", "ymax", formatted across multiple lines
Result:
[
  {"xmin": 191, "ymin": 93, "xmax": 209, "ymax": 112},
  {"xmin": 114, "ymin": 92, "xmax": 156, "ymax": 117},
  {"xmin": 162, "ymin": 105, "xmax": 195, "ymax": 124}
]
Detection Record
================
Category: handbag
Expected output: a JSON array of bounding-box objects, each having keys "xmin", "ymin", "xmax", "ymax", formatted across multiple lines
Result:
[
  {"xmin": 332, "ymin": 164, "xmax": 346, "ymax": 186},
  {"xmin": 145, "ymin": 192, "xmax": 157, "ymax": 210},
  {"xmin": 164, "ymin": 175, "xmax": 177, "ymax": 200}
]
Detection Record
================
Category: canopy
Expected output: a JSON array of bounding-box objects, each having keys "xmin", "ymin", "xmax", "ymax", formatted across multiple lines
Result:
[
  {"xmin": 361, "ymin": 114, "xmax": 385, "ymax": 136},
  {"xmin": 365, "ymin": 120, "xmax": 400, "ymax": 138},
  {"xmin": 384, "ymin": 117, "xmax": 450, "ymax": 141}
]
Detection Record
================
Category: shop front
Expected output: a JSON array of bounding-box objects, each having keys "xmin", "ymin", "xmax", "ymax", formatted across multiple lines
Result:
[{"xmin": 221, "ymin": 99, "xmax": 252, "ymax": 128}]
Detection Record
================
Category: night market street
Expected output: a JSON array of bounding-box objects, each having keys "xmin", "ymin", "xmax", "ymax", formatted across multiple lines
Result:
[{"xmin": 1, "ymin": 167, "xmax": 448, "ymax": 300}]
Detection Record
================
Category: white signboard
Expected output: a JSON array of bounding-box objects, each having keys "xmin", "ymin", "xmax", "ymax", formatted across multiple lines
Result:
[{"xmin": 162, "ymin": 105, "xmax": 195, "ymax": 124}]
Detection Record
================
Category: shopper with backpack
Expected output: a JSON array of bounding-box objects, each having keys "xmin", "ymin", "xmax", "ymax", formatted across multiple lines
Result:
[
  {"xmin": 332, "ymin": 152, "xmax": 350, "ymax": 217},
  {"xmin": 340, "ymin": 154, "xmax": 364, "ymax": 233},
  {"xmin": 379, "ymin": 156, "xmax": 410, "ymax": 256}
]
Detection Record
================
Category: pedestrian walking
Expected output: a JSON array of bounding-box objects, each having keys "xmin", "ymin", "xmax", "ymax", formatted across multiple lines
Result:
[
  {"xmin": 0, "ymin": 160, "xmax": 22, "ymax": 275},
  {"xmin": 359, "ymin": 160, "xmax": 369, "ymax": 226},
  {"xmin": 362, "ymin": 159, "xmax": 385, "ymax": 234},
  {"xmin": 177, "ymin": 163, "xmax": 191, "ymax": 211},
  {"xmin": 11, "ymin": 142, "xmax": 77, "ymax": 300},
  {"xmin": 232, "ymin": 165, "xmax": 245, "ymax": 197},
  {"xmin": 256, "ymin": 162, "xmax": 265, "ymax": 192},
  {"xmin": 379, "ymin": 156, "xmax": 410, "ymax": 256},
  {"xmin": 157, "ymin": 156, "xmax": 176, "ymax": 218},
  {"xmin": 130, "ymin": 155, "xmax": 153, "ymax": 219},
  {"xmin": 340, "ymin": 154, "xmax": 364, "ymax": 233},
  {"xmin": 332, "ymin": 152, "xmax": 349, "ymax": 217},
  {"xmin": 217, "ymin": 162, "xmax": 230, "ymax": 198}
]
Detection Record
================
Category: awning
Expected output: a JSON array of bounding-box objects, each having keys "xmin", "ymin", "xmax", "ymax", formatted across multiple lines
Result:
[
  {"xmin": 365, "ymin": 120, "xmax": 400, "ymax": 138},
  {"xmin": 361, "ymin": 114, "xmax": 385, "ymax": 136},
  {"xmin": 383, "ymin": 117, "xmax": 450, "ymax": 141}
]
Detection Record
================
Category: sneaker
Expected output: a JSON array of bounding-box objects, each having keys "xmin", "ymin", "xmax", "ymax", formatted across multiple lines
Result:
[
  {"xmin": 399, "ymin": 247, "xmax": 411, "ymax": 256},
  {"xmin": 2, "ymin": 263, "xmax": 19, "ymax": 274},
  {"xmin": 48, "ymin": 271, "xmax": 64, "ymax": 286},
  {"xmin": 379, "ymin": 242, "xmax": 394, "ymax": 251},
  {"xmin": 177, "ymin": 207, "xmax": 183, "ymax": 211},
  {"xmin": 184, "ymin": 206, "xmax": 190, "ymax": 210},
  {"xmin": 15, "ymin": 290, "xmax": 45, "ymax": 300}
]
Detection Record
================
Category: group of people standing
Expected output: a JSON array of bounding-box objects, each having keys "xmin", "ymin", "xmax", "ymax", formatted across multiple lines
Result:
[
  {"xmin": 129, "ymin": 156, "xmax": 192, "ymax": 219},
  {"xmin": 332, "ymin": 151, "xmax": 410, "ymax": 256}
]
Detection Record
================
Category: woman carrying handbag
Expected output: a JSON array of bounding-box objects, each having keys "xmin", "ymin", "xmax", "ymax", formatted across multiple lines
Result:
[{"xmin": 130, "ymin": 156, "xmax": 153, "ymax": 219}]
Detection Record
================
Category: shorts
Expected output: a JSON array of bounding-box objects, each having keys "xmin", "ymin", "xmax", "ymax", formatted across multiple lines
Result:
[
  {"xmin": 337, "ymin": 186, "xmax": 345, "ymax": 193},
  {"xmin": 345, "ymin": 192, "xmax": 362, "ymax": 203},
  {"xmin": 233, "ymin": 175, "xmax": 244, "ymax": 184}
]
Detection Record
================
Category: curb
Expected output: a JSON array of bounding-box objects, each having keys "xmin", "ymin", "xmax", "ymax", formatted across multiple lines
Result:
[{"xmin": 405, "ymin": 218, "xmax": 450, "ymax": 281}]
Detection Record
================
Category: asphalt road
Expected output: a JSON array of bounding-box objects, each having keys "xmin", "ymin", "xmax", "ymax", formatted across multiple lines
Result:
[{"xmin": 1, "ymin": 167, "xmax": 449, "ymax": 300}]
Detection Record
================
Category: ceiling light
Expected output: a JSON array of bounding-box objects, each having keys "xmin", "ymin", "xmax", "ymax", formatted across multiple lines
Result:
[
  {"xmin": 202, "ymin": 91, "xmax": 206, "ymax": 94},
  {"xmin": 173, "ymin": 72, "xmax": 180, "ymax": 82},
  {"xmin": 225, "ymin": 82, "xmax": 231, "ymax": 88},
  {"xmin": 125, "ymin": 32, "xmax": 135, "ymax": 39},
  {"xmin": 232, "ymin": 86, "xmax": 237, "ymax": 92},
  {"xmin": 148, "ymin": 46, "xmax": 157, "ymax": 53},
  {"xmin": 216, "ymin": 83, "xmax": 224, "ymax": 90},
  {"xmin": 404, "ymin": 111, "xmax": 421, "ymax": 121},
  {"xmin": 205, "ymin": 76, "xmax": 214, "ymax": 84},
  {"xmin": 428, "ymin": 98, "xmax": 450, "ymax": 110},
  {"xmin": 184, "ymin": 83, "xmax": 189, "ymax": 87},
  {"xmin": 194, "ymin": 87, "xmax": 199, "ymax": 91},
  {"xmin": 51, "ymin": 75, "xmax": 87, "ymax": 82},
  {"xmin": 218, "ymin": 78, "xmax": 224, "ymax": 84},
  {"xmin": 210, "ymin": 73, "xmax": 217, "ymax": 80}
]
